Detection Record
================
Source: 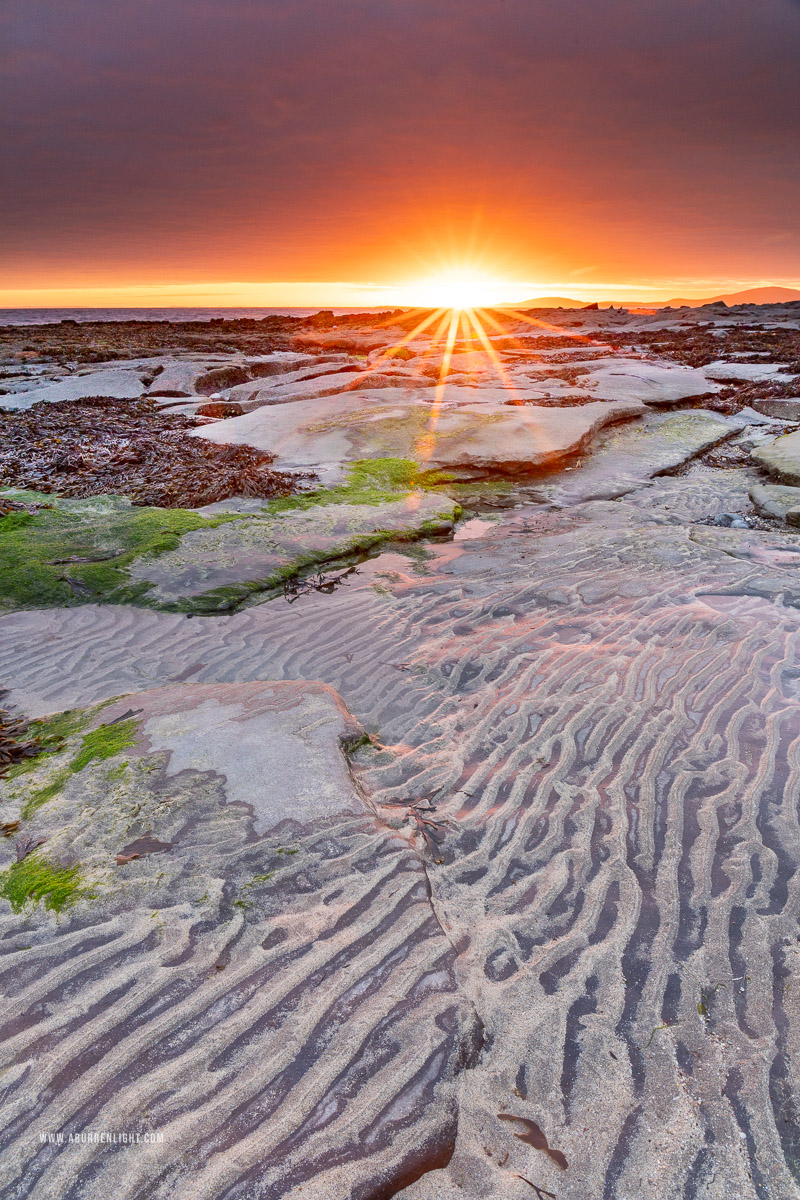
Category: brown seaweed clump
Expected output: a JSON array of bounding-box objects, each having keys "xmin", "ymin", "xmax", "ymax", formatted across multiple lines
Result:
[
  {"xmin": 0, "ymin": 695, "xmax": 42, "ymax": 781},
  {"xmin": 0, "ymin": 397, "xmax": 311, "ymax": 508}
]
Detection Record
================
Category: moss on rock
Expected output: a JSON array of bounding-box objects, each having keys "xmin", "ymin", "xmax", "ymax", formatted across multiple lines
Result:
[
  {"xmin": 0, "ymin": 489, "xmax": 238, "ymax": 611},
  {"xmin": 0, "ymin": 852, "xmax": 92, "ymax": 913},
  {"xmin": 263, "ymin": 457, "xmax": 454, "ymax": 514},
  {"xmin": 22, "ymin": 716, "xmax": 140, "ymax": 818}
]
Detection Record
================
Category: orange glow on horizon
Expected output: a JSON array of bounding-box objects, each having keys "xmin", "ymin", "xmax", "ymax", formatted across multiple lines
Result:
[{"xmin": 402, "ymin": 269, "xmax": 514, "ymax": 311}]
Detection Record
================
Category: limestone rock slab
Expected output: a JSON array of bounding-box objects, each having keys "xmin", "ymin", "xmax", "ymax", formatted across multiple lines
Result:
[
  {"xmin": 584, "ymin": 360, "xmax": 719, "ymax": 405},
  {"xmin": 127, "ymin": 493, "xmax": 460, "ymax": 607},
  {"xmin": 0, "ymin": 368, "xmax": 146, "ymax": 411},
  {"xmin": 752, "ymin": 397, "xmax": 800, "ymax": 420},
  {"xmin": 114, "ymin": 679, "xmax": 369, "ymax": 831},
  {"xmin": 751, "ymin": 429, "xmax": 800, "ymax": 483},
  {"xmin": 193, "ymin": 392, "xmax": 645, "ymax": 477},
  {"xmin": 749, "ymin": 482, "xmax": 800, "ymax": 525},
  {"xmin": 528, "ymin": 409, "xmax": 735, "ymax": 505},
  {"xmin": 705, "ymin": 360, "xmax": 796, "ymax": 383}
]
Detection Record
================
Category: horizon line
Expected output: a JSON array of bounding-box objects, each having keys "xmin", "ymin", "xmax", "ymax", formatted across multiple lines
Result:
[{"xmin": 2, "ymin": 278, "xmax": 800, "ymax": 311}]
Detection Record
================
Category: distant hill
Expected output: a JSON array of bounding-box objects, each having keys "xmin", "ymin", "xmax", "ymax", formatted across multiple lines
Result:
[
  {"xmin": 498, "ymin": 285, "xmax": 800, "ymax": 311},
  {"xmin": 659, "ymin": 286, "xmax": 800, "ymax": 308}
]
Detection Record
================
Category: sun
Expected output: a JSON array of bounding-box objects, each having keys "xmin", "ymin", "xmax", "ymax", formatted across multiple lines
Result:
[{"xmin": 407, "ymin": 269, "xmax": 508, "ymax": 310}]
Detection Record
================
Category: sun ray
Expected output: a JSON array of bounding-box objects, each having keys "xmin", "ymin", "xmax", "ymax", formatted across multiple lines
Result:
[
  {"xmin": 469, "ymin": 308, "xmax": 563, "ymax": 456},
  {"xmin": 471, "ymin": 305, "xmax": 545, "ymax": 362},
  {"xmin": 416, "ymin": 307, "xmax": 461, "ymax": 462},
  {"xmin": 410, "ymin": 308, "xmax": 454, "ymax": 382},
  {"xmin": 465, "ymin": 309, "xmax": 522, "ymax": 404},
  {"xmin": 417, "ymin": 305, "xmax": 457, "ymax": 360},
  {"xmin": 458, "ymin": 309, "xmax": 482, "ymax": 384},
  {"xmin": 375, "ymin": 305, "xmax": 438, "ymax": 333},
  {"xmin": 340, "ymin": 306, "xmax": 448, "ymax": 391}
]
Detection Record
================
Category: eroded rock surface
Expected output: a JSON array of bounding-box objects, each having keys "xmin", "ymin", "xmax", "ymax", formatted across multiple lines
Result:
[
  {"xmin": 127, "ymin": 493, "xmax": 460, "ymax": 608},
  {"xmin": 193, "ymin": 392, "xmax": 644, "ymax": 478},
  {"xmin": 3, "ymin": 304, "xmax": 800, "ymax": 1199},
  {"xmin": 4, "ymin": 494, "xmax": 800, "ymax": 1197},
  {"xmin": 0, "ymin": 681, "xmax": 478, "ymax": 1200}
]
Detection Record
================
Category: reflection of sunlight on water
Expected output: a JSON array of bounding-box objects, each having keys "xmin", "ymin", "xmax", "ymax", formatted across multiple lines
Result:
[
  {"xmin": 405, "ymin": 491, "xmax": 421, "ymax": 512},
  {"xmin": 454, "ymin": 517, "xmax": 499, "ymax": 541},
  {"xmin": 277, "ymin": 541, "xmax": 469, "ymax": 607}
]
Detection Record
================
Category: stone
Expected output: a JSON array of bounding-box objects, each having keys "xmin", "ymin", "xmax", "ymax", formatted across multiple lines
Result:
[
  {"xmin": 751, "ymin": 429, "xmax": 800, "ymax": 483},
  {"xmin": 710, "ymin": 511, "xmax": 750, "ymax": 527},
  {"xmin": 145, "ymin": 360, "xmax": 208, "ymax": 397},
  {"xmin": 749, "ymin": 481, "xmax": 800, "ymax": 524},
  {"xmin": 583, "ymin": 359, "xmax": 719, "ymax": 405},
  {"xmin": 751, "ymin": 396, "xmax": 800, "ymax": 420},
  {"xmin": 193, "ymin": 391, "xmax": 646, "ymax": 478}
]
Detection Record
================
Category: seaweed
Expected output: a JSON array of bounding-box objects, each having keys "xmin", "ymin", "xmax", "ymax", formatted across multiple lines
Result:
[
  {"xmin": 0, "ymin": 852, "xmax": 92, "ymax": 913},
  {"xmin": 0, "ymin": 396, "xmax": 306, "ymax": 508},
  {"xmin": 284, "ymin": 565, "xmax": 359, "ymax": 602},
  {"xmin": 0, "ymin": 492, "xmax": 238, "ymax": 610},
  {"xmin": 0, "ymin": 696, "xmax": 45, "ymax": 778},
  {"xmin": 497, "ymin": 1114, "xmax": 568, "ymax": 1171},
  {"xmin": 21, "ymin": 714, "xmax": 140, "ymax": 817},
  {"xmin": 263, "ymin": 457, "xmax": 454, "ymax": 514}
]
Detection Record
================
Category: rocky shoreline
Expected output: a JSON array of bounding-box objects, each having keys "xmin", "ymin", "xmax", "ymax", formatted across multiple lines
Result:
[{"xmin": 2, "ymin": 301, "xmax": 800, "ymax": 1199}]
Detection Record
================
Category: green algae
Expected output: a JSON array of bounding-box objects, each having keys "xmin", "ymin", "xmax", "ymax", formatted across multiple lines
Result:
[
  {"xmin": 171, "ymin": 537, "xmax": 399, "ymax": 613},
  {"xmin": 71, "ymin": 718, "xmax": 139, "ymax": 773},
  {"xmin": 22, "ymin": 772, "xmax": 72, "ymax": 819},
  {"xmin": 20, "ymin": 715, "xmax": 140, "ymax": 818},
  {"xmin": 341, "ymin": 732, "xmax": 373, "ymax": 754},
  {"xmin": 263, "ymin": 457, "xmax": 453, "ymax": 515},
  {"xmin": 0, "ymin": 852, "xmax": 92, "ymax": 913},
  {"xmin": 0, "ymin": 490, "xmax": 238, "ymax": 611},
  {"xmin": 170, "ymin": 508, "xmax": 459, "ymax": 615}
]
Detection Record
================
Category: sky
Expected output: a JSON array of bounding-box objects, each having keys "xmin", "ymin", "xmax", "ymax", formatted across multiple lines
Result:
[{"xmin": 2, "ymin": 0, "xmax": 800, "ymax": 307}]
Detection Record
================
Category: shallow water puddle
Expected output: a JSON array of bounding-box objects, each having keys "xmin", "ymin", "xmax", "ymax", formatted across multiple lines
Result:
[{"xmin": 454, "ymin": 516, "xmax": 500, "ymax": 541}]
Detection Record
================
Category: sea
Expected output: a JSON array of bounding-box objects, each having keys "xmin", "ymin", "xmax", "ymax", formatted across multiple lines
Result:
[{"xmin": 0, "ymin": 308, "xmax": 393, "ymax": 326}]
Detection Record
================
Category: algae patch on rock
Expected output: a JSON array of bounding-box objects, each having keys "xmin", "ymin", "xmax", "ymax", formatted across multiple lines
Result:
[
  {"xmin": 0, "ymin": 852, "xmax": 91, "ymax": 913},
  {"xmin": 0, "ymin": 489, "xmax": 238, "ymax": 612},
  {"xmin": 257, "ymin": 455, "xmax": 453, "ymax": 512},
  {"xmin": 0, "ymin": 463, "xmax": 461, "ymax": 615},
  {"xmin": 22, "ymin": 714, "xmax": 140, "ymax": 818},
  {"xmin": 127, "ymin": 458, "xmax": 462, "ymax": 611}
]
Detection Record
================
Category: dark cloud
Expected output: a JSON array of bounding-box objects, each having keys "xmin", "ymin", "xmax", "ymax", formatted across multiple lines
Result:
[{"xmin": 2, "ymin": 0, "xmax": 799, "ymax": 287}]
